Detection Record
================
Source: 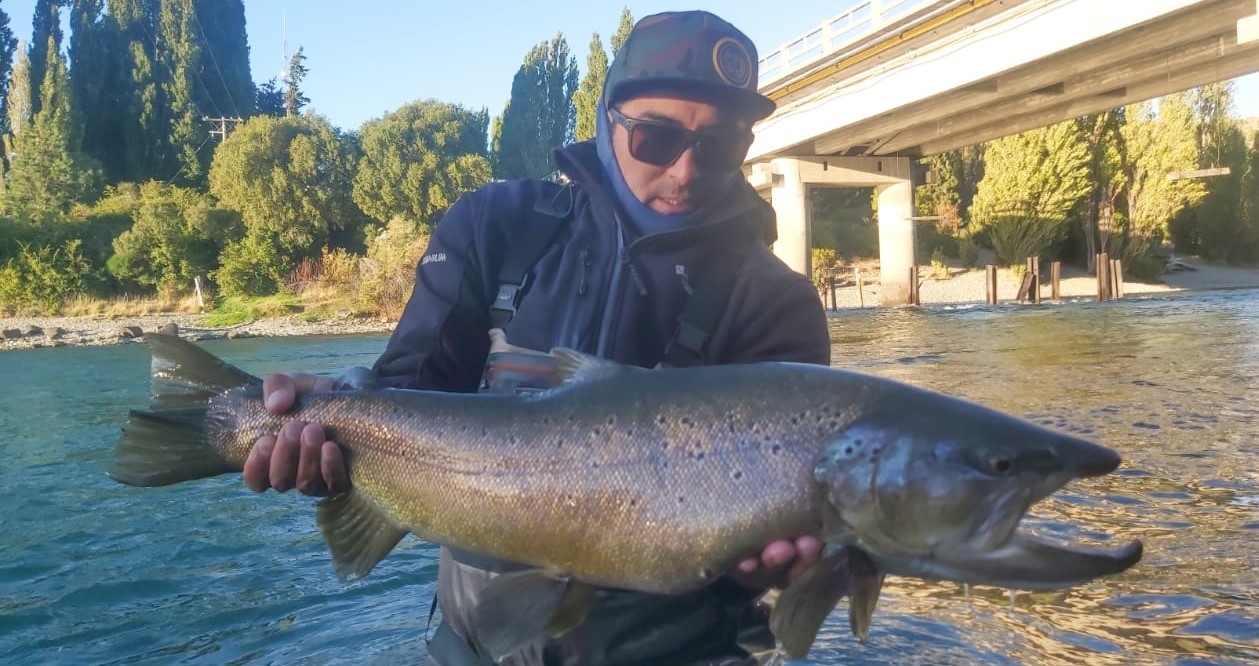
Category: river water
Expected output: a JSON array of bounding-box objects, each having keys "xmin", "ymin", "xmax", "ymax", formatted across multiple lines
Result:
[{"xmin": 1, "ymin": 289, "xmax": 1256, "ymax": 665}]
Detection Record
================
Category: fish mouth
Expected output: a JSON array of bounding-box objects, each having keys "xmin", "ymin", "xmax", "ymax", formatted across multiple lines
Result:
[{"xmin": 922, "ymin": 533, "xmax": 1144, "ymax": 590}]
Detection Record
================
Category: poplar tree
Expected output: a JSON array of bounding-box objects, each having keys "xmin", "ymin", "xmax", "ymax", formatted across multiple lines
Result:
[
  {"xmin": 572, "ymin": 32, "xmax": 607, "ymax": 142},
  {"xmin": 27, "ymin": 0, "xmax": 62, "ymax": 118},
  {"xmin": 0, "ymin": 3, "xmax": 18, "ymax": 135},
  {"xmin": 5, "ymin": 36, "xmax": 102, "ymax": 224},
  {"xmin": 494, "ymin": 33, "xmax": 578, "ymax": 180},
  {"xmin": 1121, "ymin": 94, "xmax": 1206, "ymax": 252},
  {"xmin": 4, "ymin": 39, "xmax": 29, "ymax": 146},
  {"xmin": 70, "ymin": 0, "xmax": 118, "ymax": 178},
  {"xmin": 611, "ymin": 8, "xmax": 633, "ymax": 56},
  {"xmin": 107, "ymin": 0, "xmax": 163, "ymax": 183}
]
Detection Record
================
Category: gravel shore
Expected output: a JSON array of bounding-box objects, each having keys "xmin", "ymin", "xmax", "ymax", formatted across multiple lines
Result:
[{"xmin": 3, "ymin": 258, "xmax": 1257, "ymax": 353}]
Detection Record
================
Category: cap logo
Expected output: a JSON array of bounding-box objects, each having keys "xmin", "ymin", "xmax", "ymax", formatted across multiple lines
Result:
[{"xmin": 712, "ymin": 37, "xmax": 752, "ymax": 89}]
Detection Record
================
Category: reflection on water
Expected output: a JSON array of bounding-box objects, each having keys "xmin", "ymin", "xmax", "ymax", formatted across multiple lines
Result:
[
  {"xmin": 0, "ymin": 294, "xmax": 1256, "ymax": 664},
  {"xmin": 811, "ymin": 290, "xmax": 1259, "ymax": 665}
]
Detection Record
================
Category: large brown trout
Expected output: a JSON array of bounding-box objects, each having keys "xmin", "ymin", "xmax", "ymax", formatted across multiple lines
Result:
[{"xmin": 110, "ymin": 334, "xmax": 1142, "ymax": 660}]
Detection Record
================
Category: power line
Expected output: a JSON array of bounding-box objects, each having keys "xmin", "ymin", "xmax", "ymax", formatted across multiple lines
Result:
[{"xmin": 190, "ymin": 6, "xmax": 243, "ymax": 118}]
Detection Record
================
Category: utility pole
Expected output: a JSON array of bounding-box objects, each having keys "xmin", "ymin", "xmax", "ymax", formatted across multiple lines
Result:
[{"xmin": 203, "ymin": 116, "xmax": 244, "ymax": 141}]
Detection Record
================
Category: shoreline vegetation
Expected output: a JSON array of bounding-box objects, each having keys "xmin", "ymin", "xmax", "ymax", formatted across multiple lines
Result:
[{"xmin": 3, "ymin": 256, "xmax": 1258, "ymax": 353}]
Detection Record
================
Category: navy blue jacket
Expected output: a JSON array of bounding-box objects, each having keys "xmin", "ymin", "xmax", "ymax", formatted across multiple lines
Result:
[
  {"xmin": 374, "ymin": 141, "xmax": 828, "ymax": 388},
  {"xmin": 372, "ymin": 141, "xmax": 830, "ymax": 665}
]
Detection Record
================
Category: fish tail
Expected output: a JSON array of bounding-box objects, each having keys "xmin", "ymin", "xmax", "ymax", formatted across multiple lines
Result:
[{"xmin": 109, "ymin": 334, "xmax": 260, "ymax": 487}]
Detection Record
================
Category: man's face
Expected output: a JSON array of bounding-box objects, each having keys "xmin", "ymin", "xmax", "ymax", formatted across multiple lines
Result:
[{"xmin": 609, "ymin": 94, "xmax": 752, "ymax": 215}]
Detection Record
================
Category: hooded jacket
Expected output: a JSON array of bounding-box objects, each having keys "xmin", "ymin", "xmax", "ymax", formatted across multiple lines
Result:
[{"xmin": 372, "ymin": 140, "xmax": 830, "ymax": 664}]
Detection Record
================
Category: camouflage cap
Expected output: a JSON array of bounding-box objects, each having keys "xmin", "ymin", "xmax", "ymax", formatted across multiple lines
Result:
[{"xmin": 603, "ymin": 11, "xmax": 776, "ymax": 122}]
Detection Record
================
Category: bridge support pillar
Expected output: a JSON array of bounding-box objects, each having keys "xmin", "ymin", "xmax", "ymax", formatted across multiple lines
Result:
[
  {"xmin": 877, "ymin": 178, "xmax": 915, "ymax": 306},
  {"xmin": 763, "ymin": 159, "xmax": 811, "ymax": 277}
]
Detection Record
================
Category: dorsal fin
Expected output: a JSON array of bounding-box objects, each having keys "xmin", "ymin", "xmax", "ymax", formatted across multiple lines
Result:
[{"xmin": 550, "ymin": 348, "xmax": 631, "ymax": 386}]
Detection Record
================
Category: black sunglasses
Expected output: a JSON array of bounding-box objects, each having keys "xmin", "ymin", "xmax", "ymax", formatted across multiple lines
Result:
[{"xmin": 608, "ymin": 106, "xmax": 752, "ymax": 172}]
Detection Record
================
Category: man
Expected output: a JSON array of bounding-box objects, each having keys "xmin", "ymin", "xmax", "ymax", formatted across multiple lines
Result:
[{"xmin": 244, "ymin": 10, "xmax": 831, "ymax": 665}]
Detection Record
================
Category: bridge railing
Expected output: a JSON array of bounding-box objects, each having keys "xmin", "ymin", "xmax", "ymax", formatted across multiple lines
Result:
[{"xmin": 757, "ymin": 0, "xmax": 940, "ymax": 87}]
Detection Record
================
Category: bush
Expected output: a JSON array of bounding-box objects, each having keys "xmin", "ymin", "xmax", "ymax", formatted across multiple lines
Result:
[
  {"xmin": 356, "ymin": 216, "xmax": 429, "ymax": 319},
  {"xmin": 214, "ymin": 231, "xmax": 290, "ymax": 298},
  {"xmin": 987, "ymin": 214, "xmax": 1067, "ymax": 266},
  {"xmin": 0, "ymin": 240, "xmax": 95, "ymax": 314},
  {"xmin": 957, "ymin": 235, "xmax": 979, "ymax": 267}
]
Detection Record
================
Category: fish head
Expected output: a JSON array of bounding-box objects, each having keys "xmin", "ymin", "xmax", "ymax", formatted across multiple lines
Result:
[{"xmin": 815, "ymin": 386, "xmax": 1142, "ymax": 590}]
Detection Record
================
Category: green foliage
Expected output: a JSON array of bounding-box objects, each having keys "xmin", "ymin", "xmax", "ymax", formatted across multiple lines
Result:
[
  {"xmin": 930, "ymin": 246, "xmax": 948, "ymax": 278},
  {"xmin": 572, "ymin": 32, "xmax": 607, "ymax": 142},
  {"xmin": 353, "ymin": 100, "xmax": 492, "ymax": 227},
  {"xmin": 191, "ymin": 0, "xmax": 254, "ymax": 118},
  {"xmin": 201, "ymin": 293, "xmax": 300, "ymax": 327},
  {"xmin": 971, "ymin": 119, "xmax": 1092, "ymax": 264},
  {"xmin": 610, "ymin": 8, "xmax": 634, "ymax": 57},
  {"xmin": 1121, "ymin": 96, "xmax": 1207, "ymax": 241},
  {"xmin": 356, "ymin": 216, "xmax": 429, "ymax": 320},
  {"xmin": 213, "ymin": 230, "xmax": 288, "ymax": 297},
  {"xmin": 254, "ymin": 78, "xmax": 284, "ymax": 117},
  {"xmin": 4, "ymin": 36, "xmax": 104, "ymax": 225},
  {"xmin": 810, "ymin": 187, "xmax": 878, "ymax": 257},
  {"xmin": 27, "ymin": 0, "xmax": 63, "ymax": 118},
  {"xmin": 811, "ymin": 247, "xmax": 843, "ymax": 291},
  {"xmin": 915, "ymin": 146, "xmax": 982, "ymax": 228},
  {"xmin": 0, "ymin": 3, "xmax": 18, "ymax": 135},
  {"xmin": 956, "ymin": 234, "xmax": 979, "ymax": 267},
  {"xmin": 0, "ymin": 239, "xmax": 93, "ymax": 313},
  {"xmin": 107, "ymin": 181, "xmax": 241, "ymax": 292},
  {"xmin": 157, "ymin": 0, "xmax": 207, "ymax": 186},
  {"xmin": 6, "ymin": 38, "xmax": 30, "ymax": 139},
  {"xmin": 284, "ymin": 46, "xmax": 309, "ymax": 117},
  {"xmin": 494, "ymin": 34, "xmax": 579, "ymax": 180},
  {"xmin": 208, "ymin": 113, "xmax": 365, "ymax": 271}
]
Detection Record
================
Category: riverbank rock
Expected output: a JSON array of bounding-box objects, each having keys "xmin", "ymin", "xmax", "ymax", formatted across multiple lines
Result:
[
  {"xmin": 156, "ymin": 323, "xmax": 179, "ymax": 336},
  {"xmin": 117, "ymin": 326, "xmax": 144, "ymax": 339}
]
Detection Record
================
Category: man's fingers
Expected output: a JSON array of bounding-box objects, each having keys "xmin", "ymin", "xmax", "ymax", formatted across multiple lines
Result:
[
  {"xmin": 244, "ymin": 435, "xmax": 275, "ymax": 492},
  {"xmin": 786, "ymin": 536, "xmax": 824, "ymax": 583},
  {"xmin": 761, "ymin": 540, "xmax": 797, "ymax": 569},
  {"xmin": 321, "ymin": 441, "xmax": 350, "ymax": 495},
  {"xmin": 269, "ymin": 420, "xmax": 305, "ymax": 492},
  {"xmin": 296, "ymin": 424, "xmax": 328, "ymax": 496}
]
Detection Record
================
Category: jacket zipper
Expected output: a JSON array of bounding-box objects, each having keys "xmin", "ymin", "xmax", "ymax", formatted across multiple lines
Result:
[{"xmin": 595, "ymin": 212, "xmax": 629, "ymax": 357}]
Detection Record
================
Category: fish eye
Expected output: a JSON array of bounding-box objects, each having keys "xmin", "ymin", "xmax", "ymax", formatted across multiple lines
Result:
[{"xmin": 987, "ymin": 454, "xmax": 1017, "ymax": 476}]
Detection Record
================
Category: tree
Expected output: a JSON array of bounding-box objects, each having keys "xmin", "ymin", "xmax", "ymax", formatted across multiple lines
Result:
[
  {"xmin": 208, "ymin": 114, "xmax": 365, "ymax": 293},
  {"xmin": 254, "ymin": 78, "xmax": 284, "ymax": 116},
  {"xmin": 156, "ymin": 0, "xmax": 208, "ymax": 185},
  {"xmin": 4, "ymin": 36, "xmax": 103, "ymax": 225},
  {"xmin": 27, "ymin": 0, "xmax": 63, "ymax": 118},
  {"xmin": 0, "ymin": 3, "xmax": 18, "ymax": 136},
  {"xmin": 970, "ymin": 120, "xmax": 1092, "ymax": 265},
  {"xmin": 283, "ymin": 46, "xmax": 309, "ymax": 117},
  {"xmin": 353, "ymin": 100, "xmax": 492, "ymax": 228},
  {"xmin": 1078, "ymin": 110, "xmax": 1126, "ymax": 269},
  {"xmin": 494, "ymin": 34, "xmax": 579, "ymax": 180},
  {"xmin": 1120, "ymin": 95, "xmax": 1207, "ymax": 260},
  {"xmin": 70, "ymin": 0, "xmax": 116, "ymax": 177},
  {"xmin": 611, "ymin": 7, "xmax": 634, "ymax": 57},
  {"xmin": 191, "ymin": 0, "xmax": 254, "ymax": 118},
  {"xmin": 572, "ymin": 32, "xmax": 607, "ymax": 142},
  {"xmin": 106, "ymin": 181, "xmax": 241, "ymax": 292},
  {"xmin": 105, "ymin": 0, "xmax": 164, "ymax": 183},
  {"xmin": 4, "ymin": 39, "xmax": 30, "ymax": 148}
]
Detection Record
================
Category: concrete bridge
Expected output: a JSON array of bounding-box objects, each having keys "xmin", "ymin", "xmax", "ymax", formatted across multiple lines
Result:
[{"xmin": 747, "ymin": 0, "xmax": 1259, "ymax": 305}]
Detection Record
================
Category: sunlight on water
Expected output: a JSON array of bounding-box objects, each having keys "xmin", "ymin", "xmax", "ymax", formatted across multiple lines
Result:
[{"xmin": 1, "ymin": 293, "xmax": 1257, "ymax": 664}]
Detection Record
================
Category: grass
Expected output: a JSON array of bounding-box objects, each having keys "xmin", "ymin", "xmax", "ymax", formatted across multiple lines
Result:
[
  {"xmin": 56, "ymin": 293, "xmax": 205, "ymax": 318},
  {"xmin": 200, "ymin": 294, "xmax": 303, "ymax": 327}
]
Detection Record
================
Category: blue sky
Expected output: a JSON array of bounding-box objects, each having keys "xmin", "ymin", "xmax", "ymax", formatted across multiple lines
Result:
[{"xmin": 4, "ymin": 0, "xmax": 1259, "ymax": 131}]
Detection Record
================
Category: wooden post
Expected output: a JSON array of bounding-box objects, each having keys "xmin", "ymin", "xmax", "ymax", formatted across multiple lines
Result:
[
  {"xmin": 1028, "ymin": 256, "xmax": 1041, "ymax": 304},
  {"xmin": 194, "ymin": 275, "xmax": 206, "ymax": 312},
  {"xmin": 855, "ymin": 268, "xmax": 865, "ymax": 308},
  {"xmin": 909, "ymin": 265, "xmax": 921, "ymax": 305},
  {"xmin": 1097, "ymin": 253, "xmax": 1111, "ymax": 301},
  {"xmin": 985, "ymin": 265, "xmax": 998, "ymax": 304},
  {"xmin": 1050, "ymin": 261, "xmax": 1061, "ymax": 300},
  {"xmin": 1111, "ymin": 259, "xmax": 1124, "ymax": 299}
]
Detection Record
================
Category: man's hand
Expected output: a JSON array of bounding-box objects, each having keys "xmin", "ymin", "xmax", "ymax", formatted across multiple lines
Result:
[
  {"xmin": 728, "ymin": 536, "xmax": 823, "ymax": 590},
  {"xmin": 242, "ymin": 372, "xmax": 350, "ymax": 497}
]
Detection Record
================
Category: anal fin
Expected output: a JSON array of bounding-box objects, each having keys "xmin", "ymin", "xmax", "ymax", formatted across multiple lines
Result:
[
  {"xmin": 474, "ymin": 570, "xmax": 595, "ymax": 661},
  {"xmin": 846, "ymin": 548, "xmax": 885, "ymax": 642}
]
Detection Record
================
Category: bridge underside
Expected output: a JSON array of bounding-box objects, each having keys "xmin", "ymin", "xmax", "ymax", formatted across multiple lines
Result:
[{"xmin": 748, "ymin": 0, "xmax": 1259, "ymax": 305}]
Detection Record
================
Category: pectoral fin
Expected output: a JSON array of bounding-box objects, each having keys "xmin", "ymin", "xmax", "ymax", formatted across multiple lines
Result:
[
  {"xmin": 769, "ymin": 547, "xmax": 852, "ymax": 659},
  {"xmin": 475, "ymin": 570, "xmax": 596, "ymax": 661},
  {"xmin": 316, "ymin": 490, "xmax": 408, "ymax": 581}
]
